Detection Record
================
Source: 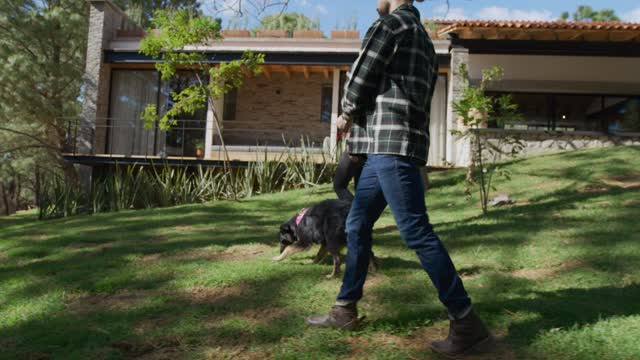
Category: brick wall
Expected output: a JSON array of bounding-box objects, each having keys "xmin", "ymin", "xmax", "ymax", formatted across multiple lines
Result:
[
  {"xmin": 82, "ymin": 1, "xmax": 141, "ymax": 154},
  {"xmin": 223, "ymin": 72, "xmax": 333, "ymax": 147}
]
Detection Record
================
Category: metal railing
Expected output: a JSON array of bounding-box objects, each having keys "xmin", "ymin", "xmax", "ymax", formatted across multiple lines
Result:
[{"xmin": 63, "ymin": 117, "xmax": 330, "ymax": 160}]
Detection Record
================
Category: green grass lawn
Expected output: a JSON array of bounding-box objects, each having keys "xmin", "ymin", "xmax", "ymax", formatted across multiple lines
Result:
[{"xmin": 1, "ymin": 146, "xmax": 640, "ymax": 360}]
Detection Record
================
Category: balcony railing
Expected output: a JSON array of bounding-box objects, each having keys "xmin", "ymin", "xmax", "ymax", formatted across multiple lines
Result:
[{"xmin": 63, "ymin": 117, "xmax": 331, "ymax": 161}]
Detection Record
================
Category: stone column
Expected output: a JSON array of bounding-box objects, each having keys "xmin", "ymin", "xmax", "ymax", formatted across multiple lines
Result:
[
  {"xmin": 330, "ymin": 67, "xmax": 341, "ymax": 158},
  {"xmin": 82, "ymin": 0, "xmax": 134, "ymax": 155},
  {"xmin": 79, "ymin": 1, "xmax": 140, "ymax": 190},
  {"xmin": 206, "ymin": 95, "xmax": 225, "ymax": 159},
  {"xmin": 445, "ymin": 46, "xmax": 471, "ymax": 167}
]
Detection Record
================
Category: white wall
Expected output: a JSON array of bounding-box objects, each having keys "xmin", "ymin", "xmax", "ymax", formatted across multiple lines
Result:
[
  {"xmin": 428, "ymin": 75, "xmax": 448, "ymax": 167},
  {"xmin": 468, "ymin": 54, "xmax": 640, "ymax": 94}
]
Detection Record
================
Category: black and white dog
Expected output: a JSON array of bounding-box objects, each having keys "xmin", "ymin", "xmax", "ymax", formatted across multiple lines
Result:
[{"xmin": 273, "ymin": 199, "xmax": 378, "ymax": 278}]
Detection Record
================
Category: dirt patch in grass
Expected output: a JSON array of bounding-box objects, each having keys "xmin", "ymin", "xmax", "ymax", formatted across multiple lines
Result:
[
  {"xmin": 0, "ymin": 252, "xmax": 8, "ymax": 261},
  {"xmin": 603, "ymin": 173, "xmax": 640, "ymax": 189},
  {"xmin": 512, "ymin": 260, "xmax": 586, "ymax": 280},
  {"xmin": 533, "ymin": 180, "xmax": 562, "ymax": 190},
  {"xmin": 66, "ymin": 241, "xmax": 114, "ymax": 251},
  {"xmin": 171, "ymin": 244, "xmax": 272, "ymax": 262},
  {"xmin": 150, "ymin": 235, "xmax": 169, "ymax": 244},
  {"xmin": 200, "ymin": 345, "xmax": 268, "ymax": 360},
  {"xmin": 134, "ymin": 317, "xmax": 176, "ymax": 336},
  {"xmin": 344, "ymin": 325, "xmax": 449, "ymax": 359},
  {"xmin": 363, "ymin": 273, "xmax": 390, "ymax": 291},
  {"xmin": 177, "ymin": 284, "xmax": 249, "ymax": 306},
  {"xmin": 623, "ymin": 200, "xmax": 640, "ymax": 208},
  {"xmin": 347, "ymin": 326, "xmax": 516, "ymax": 360},
  {"xmin": 138, "ymin": 244, "xmax": 272, "ymax": 263},
  {"xmin": 174, "ymin": 225, "xmax": 195, "ymax": 231},
  {"xmin": 464, "ymin": 335, "xmax": 517, "ymax": 360},
  {"xmin": 111, "ymin": 336, "xmax": 185, "ymax": 359},
  {"xmin": 140, "ymin": 253, "xmax": 163, "ymax": 262},
  {"xmin": 579, "ymin": 184, "xmax": 612, "ymax": 194},
  {"xmin": 67, "ymin": 289, "xmax": 156, "ymax": 314},
  {"xmin": 68, "ymin": 285, "xmax": 249, "ymax": 316},
  {"xmin": 238, "ymin": 306, "xmax": 289, "ymax": 325},
  {"xmin": 459, "ymin": 265, "xmax": 486, "ymax": 280}
]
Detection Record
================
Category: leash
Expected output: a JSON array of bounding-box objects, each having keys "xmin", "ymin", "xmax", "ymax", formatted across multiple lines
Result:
[{"xmin": 295, "ymin": 208, "xmax": 309, "ymax": 226}]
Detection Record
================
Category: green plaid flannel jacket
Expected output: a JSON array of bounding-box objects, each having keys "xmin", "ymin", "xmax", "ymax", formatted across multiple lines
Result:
[{"xmin": 342, "ymin": 4, "xmax": 438, "ymax": 165}]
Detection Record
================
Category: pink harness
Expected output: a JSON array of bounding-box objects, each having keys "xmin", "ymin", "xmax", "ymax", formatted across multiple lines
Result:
[{"xmin": 296, "ymin": 208, "xmax": 309, "ymax": 226}]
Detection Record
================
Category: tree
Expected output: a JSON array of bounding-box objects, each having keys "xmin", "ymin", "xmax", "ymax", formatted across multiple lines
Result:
[
  {"xmin": 256, "ymin": 12, "xmax": 318, "ymax": 33},
  {"xmin": 113, "ymin": 0, "xmax": 202, "ymax": 27},
  {"xmin": 139, "ymin": 9, "xmax": 264, "ymax": 197},
  {"xmin": 451, "ymin": 65, "xmax": 523, "ymax": 215},
  {"xmin": 559, "ymin": 5, "xmax": 621, "ymax": 22},
  {"xmin": 0, "ymin": 0, "xmax": 87, "ymax": 185},
  {"xmin": 204, "ymin": 0, "xmax": 292, "ymax": 18}
]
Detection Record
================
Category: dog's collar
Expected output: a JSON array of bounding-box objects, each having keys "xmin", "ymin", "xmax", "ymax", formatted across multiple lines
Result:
[{"xmin": 295, "ymin": 208, "xmax": 309, "ymax": 226}]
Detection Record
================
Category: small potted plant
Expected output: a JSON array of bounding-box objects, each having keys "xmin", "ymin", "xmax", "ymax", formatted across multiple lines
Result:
[
  {"xmin": 293, "ymin": 17, "xmax": 323, "ymax": 39},
  {"xmin": 221, "ymin": 17, "xmax": 251, "ymax": 38},
  {"xmin": 256, "ymin": 15, "xmax": 288, "ymax": 38},
  {"xmin": 194, "ymin": 139, "xmax": 205, "ymax": 158},
  {"xmin": 331, "ymin": 17, "xmax": 360, "ymax": 39}
]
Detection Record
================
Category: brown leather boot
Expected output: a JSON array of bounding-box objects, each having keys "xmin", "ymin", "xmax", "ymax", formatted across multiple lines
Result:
[
  {"xmin": 306, "ymin": 303, "xmax": 363, "ymax": 330},
  {"xmin": 430, "ymin": 309, "xmax": 492, "ymax": 357}
]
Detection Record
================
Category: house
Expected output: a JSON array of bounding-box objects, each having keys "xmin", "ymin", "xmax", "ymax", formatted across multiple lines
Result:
[{"xmin": 68, "ymin": 0, "xmax": 640, "ymax": 175}]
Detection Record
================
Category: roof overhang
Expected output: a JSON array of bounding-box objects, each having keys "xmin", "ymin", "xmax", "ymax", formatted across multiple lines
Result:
[
  {"xmin": 109, "ymin": 37, "xmax": 451, "ymax": 55},
  {"xmin": 105, "ymin": 38, "xmax": 452, "ymax": 67},
  {"xmin": 439, "ymin": 20, "xmax": 640, "ymax": 43}
]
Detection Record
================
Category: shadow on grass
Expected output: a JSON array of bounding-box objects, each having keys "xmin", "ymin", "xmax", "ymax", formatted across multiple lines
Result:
[
  {"xmin": 2, "ymin": 146, "xmax": 640, "ymax": 358},
  {"xmin": 478, "ymin": 278, "xmax": 640, "ymax": 348},
  {"xmin": 0, "ymin": 266, "xmax": 319, "ymax": 359}
]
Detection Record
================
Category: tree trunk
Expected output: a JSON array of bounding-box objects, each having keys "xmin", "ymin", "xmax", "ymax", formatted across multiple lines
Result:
[
  {"xmin": 1, "ymin": 183, "xmax": 10, "ymax": 216},
  {"xmin": 16, "ymin": 178, "xmax": 22, "ymax": 211}
]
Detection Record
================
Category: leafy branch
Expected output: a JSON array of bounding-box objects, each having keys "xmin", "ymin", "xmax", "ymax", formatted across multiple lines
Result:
[
  {"xmin": 139, "ymin": 9, "xmax": 265, "ymax": 198},
  {"xmin": 451, "ymin": 64, "xmax": 523, "ymax": 214}
]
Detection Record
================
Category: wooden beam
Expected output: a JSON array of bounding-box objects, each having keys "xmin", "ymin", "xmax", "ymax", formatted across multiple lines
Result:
[
  {"xmin": 262, "ymin": 66, "xmax": 272, "ymax": 80},
  {"xmin": 555, "ymin": 30, "xmax": 583, "ymax": 41},
  {"xmin": 241, "ymin": 66, "xmax": 253, "ymax": 78},
  {"xmin": 303, "ymin": 66, "xmax": 310, "ymax": 79},
  {"xmin": 609, "ymin": 31, "xmax": 639, "ymax": 42},
  {"xmin": 283, "ymin": 67, "xmax": 291, "ymax": 79},
  {"xmin": 323, "ymin": 68, "xmax": 330, "ymax": 79},
  {"xmin": 480, "ymin": 28, "xmax": 499, "ymax": 40}
]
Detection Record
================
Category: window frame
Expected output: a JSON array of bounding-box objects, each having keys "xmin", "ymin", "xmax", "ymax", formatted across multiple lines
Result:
[{"xmin": 487, "ymin": 90, "xmax": 640, "ymax": 134}]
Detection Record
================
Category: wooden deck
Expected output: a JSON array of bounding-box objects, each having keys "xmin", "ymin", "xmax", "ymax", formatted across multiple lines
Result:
[{"xmin": 63, "ymin": 146, "xmax": 333, "ymax": 167}]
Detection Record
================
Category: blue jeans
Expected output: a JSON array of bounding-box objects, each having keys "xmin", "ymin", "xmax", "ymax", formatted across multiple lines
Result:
[{"xmin": 336, "ymin": 154, "xmax": 472, "ymax": 318}]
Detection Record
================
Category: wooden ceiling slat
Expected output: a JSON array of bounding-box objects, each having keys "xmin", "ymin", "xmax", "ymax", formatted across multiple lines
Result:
[{"xmin": 444, "ymin": 23, "xmax": 640, "ymax": 43}]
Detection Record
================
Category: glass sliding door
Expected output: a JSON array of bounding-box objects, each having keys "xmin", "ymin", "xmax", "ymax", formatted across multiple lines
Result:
[
  {"xmin": 157, "ymin": 72, "xmax": 208, "ymax": 157},
  {"xmin": 108, "ymin": 70, "xmax": 160, "ymax": 155},
  {"xmin": 604, "ymin": 97, "xmax": 640, "ymax": 133},
  {"xmin": 488, "ymin": 92, "xmax": 640, "ymax": 133}
]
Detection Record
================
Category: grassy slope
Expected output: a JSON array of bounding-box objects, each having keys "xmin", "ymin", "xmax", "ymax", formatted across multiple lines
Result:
[{"xmin": 1, "ymin": 146, "xmax": 639, "ymax": 360}]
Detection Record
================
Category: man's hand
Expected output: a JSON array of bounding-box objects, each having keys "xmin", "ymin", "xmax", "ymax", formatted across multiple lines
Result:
[{"xmin": 337, "ymin": 114, "xmax": 352, "ymax": 131}]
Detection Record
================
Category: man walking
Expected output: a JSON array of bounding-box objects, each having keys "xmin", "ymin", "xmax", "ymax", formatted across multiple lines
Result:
[{"xmin": 307, "ymin": 0, "xmax": 491, "ymax": 356}]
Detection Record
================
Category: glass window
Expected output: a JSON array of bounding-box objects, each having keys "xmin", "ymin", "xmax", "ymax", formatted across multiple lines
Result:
[
  {"xmin": 159, "ymin": 72, "xmax": 207, "ymax": 157},
  {"xmin": 223, "ymin": 88, "xmax": 238, "ymax": 121},
  {"xmin": 321, "ymin": 86, "xmax": 333, "ymax": 123},
  {"xmin": 490, "ymin": 93, "xmax": 551, "ymax": 131},
  {"xmin": 604, "ymin": 97, "xmax": 640, "ymax": 133},
  {"xmin": 108, "ymin": 70, "xmax": 160, "ymax": 155},
  {"xmin": 554, "ymin": 95, "xmax": 603, "ymax": 132},
  {"xmin": 489, "ymin": 92, "xmax": 640, "ymax": 133}
]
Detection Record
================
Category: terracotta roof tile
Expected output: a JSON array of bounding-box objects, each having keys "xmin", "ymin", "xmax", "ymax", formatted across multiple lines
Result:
[{"xmin": 438, "ymin": 20, "xmax": 640, "ymax": 33}]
